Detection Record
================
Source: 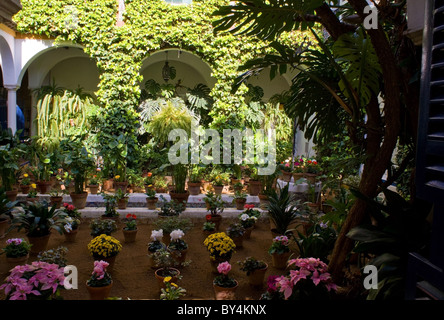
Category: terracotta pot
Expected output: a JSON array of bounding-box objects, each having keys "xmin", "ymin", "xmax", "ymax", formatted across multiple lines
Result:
[
  {"xmin": 88, "ymin": 185, "xmax": 99, "ymax": 195},
  {"xmin": 248, "ymin": 180, "xmax": 262, "ymax": 196},
  {"xmin": 93, "ymin": 254, "xmax": 117, "ymax": 273},
  {"xmin": 187, "ymin": 182, "xmax": 202, "ymax": 196},
  {"xmin": 5, "ymin": 189, "xmax": 18, "ymax": 202},
  {"xmin": 146, "ymin": 197, "xmax": 158, "ymax": 210},
  {"xmin": 307, "ymin": 202, "xmax": 320, "ymax": 214},
  {"xmin": 64, "ymin": 228, "xmax": 78, "ymax": 242},
  {"xmin": 208, "ymin": 214, "xmax": 222, "ymax": 231},
  {"xmin": 235, "ymin": 198, "xmax": 247, "ymax": 210},
  {"xmin": 102, "ymin": 179, "xmax": 114, "ymax": 191},
  {"xmin": 0, "ymin": 218, "xmax": 9, "ymax": 238},
  {"xmin": 231, "ymin": 235, "xmax": 243, "ymax": 248},
  {"xmin": 27, "ymin": 234, "xmax": 51, "ymax": 255},
  {"xmin": 292, "ymin": 172, "xmax": 304, "ymax": 181},
  {"xmin": 6, "ymin": 253, "xmax": 30, "ymax": 271},
  {"xmin": 117, "ymin": 197, "xmax": 128, "ymax": 210},
  {"xmin": 70, "ymin": 192, "xmax": 88, "ymax": 209},
  {"xmin": 123, "ymin": 228, "xmax": 137, "ymax": 243},
  {"xmin": 169, "ymin": 190, "xmax": 189, "ymax": 206},
  {"xmin": 281, "ymin": 171, "xmax": 292, "ymax": 182},
  {"xmin": 156, "ymin": 188, "xmax": 167, "ymax": 193},
  {"xmin": 271, "ymin": 251, "xmax": 291, "ymax": 269},
  {"xmin": 154, "ymin": 268, "xmax": 180, "ymax": 290},
  {"xmin": 114, "ymin": 181, "xmax": 128, "ymax": 193},
  {"xmin": 50, "ymin": 196, "xmax": 63, "ymax": 209},
  {"xmin": 243, "ymin": 226, "xmax": 253, "ymax": 240},
  {"xmin": 86, "ymin": 281, "xmax": 113, "ymax": 300},
  {"xmin": 258, "ymin": 194, "xmax": 269, "ymax": 210},
  {"xmin": 213, "ymin": 280, "xmax": 238, "ymax": 300},
  {"xmin": 210, "ymin": 257, "xmax": 232, "ymax": 274},
  {"xmin": 170, "ymin": 248, "xmax": 188, "ymax": 265},
  {"xmin": 212, "ymin": 185, "xmax": 224, "ymax": 195},
  {"xmin": 304, "ymin": 173, "xmax": 318, "ymax": 184},
  {"xmin": 248, "ymin": 264, "xmax": 268, "ymax": 287},
  {"xmin": 37, "ymin": 181, "xmax": 53, "ymax": 194},
  {"xmin": 19, "ymin": 185, "xmax": 31, "ymax": 195}
]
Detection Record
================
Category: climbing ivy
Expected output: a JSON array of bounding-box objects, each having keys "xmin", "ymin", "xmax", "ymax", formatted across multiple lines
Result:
[{"xmin": 14, "ymin": 0, "xmax": 310, "ymax": 170}]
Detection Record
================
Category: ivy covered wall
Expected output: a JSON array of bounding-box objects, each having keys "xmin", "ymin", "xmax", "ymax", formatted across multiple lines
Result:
[{"xmin": 13, "ymin": 0, "xmax": 308, "ymax": 168}]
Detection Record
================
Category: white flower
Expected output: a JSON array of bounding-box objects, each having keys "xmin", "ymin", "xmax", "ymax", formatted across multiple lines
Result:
[
  {"xmin": 151, "ymin": 229, "xmax": 163, "ymax": 241},
  {"xmin": 240, "ymin": 214, "xmax": 249, "ymax": 221},
  {"xmin": 170, "ymin": 229, "xmax": 184, "ymax": 241}
]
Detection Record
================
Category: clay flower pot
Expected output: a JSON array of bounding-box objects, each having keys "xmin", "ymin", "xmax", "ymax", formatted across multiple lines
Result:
[
  {"xmin": 86, "ymin": 281, "xmax": 113, "ymax": 300},
  {"xmin": 6, "ymin": 253, "xmax": 29, "ymax": 270},
  {"xmin": 50, "ymin": 196, "xmax": 63, "ymax": 209},
  {"xmin": 19, "ymin": 185, "xmax": 31, "ymax": 195},
  {"xmin": 70, "ymin": 192, "xmax": 88, "ymax": 209},
  {"xmin": 213, "ymin": 280, "xmax": 238, "ymax": 300},
  {"xmin": 281, "ymin": 171, "xmax": 292, "ymax": 182},
  {"xmin": 169, "ymin": 190, "xmax": 189, "ymax": 206},
  {"xmin": 122, "ymin": 228, "xmax": 137, "ymax": 243},
  {"xmin": 271, "ymin": 251, "xmax": 291, "ymax": 269},
  {"xmin": 114, "ymin": 181, "xmax": 128, "ymax": 193},
  {"xmin": 64, "ymin": 228, "xmax": 78, "ymax": 242},
  {"xmin": 212, "ymin": 185, "xmax": 224, "ymax": 195},
  {"xmin": 5, "ymin": 190, "xmax": 18, "ymax": 202},
  {"xmin": 117, "ymin": 197, "xmax": 128, "ymax": 210},
  {"xmin": 154, "ymin": 268, "xmax": 180, "ymax": 290},
  {"xmin": 247, "ymin": 263, "xmax": 268, "ymax": 287},
  {"xmin": 187, "ymin": 182, "xmax": 202, "ymax": 196},
  {"xmin": 37, "ymin": 181, "xmax": 53, "ymax": 194},
  {"xmin": 235, "ymin": 198, "xmax": 247, "ymax": 210},
  {"xmin": 248, "ymin": 180, "xmax": 261, "ymax": 196},
  {"xmin": 27, "ymin": 233, "xmax": 51, "ymax": 255},
  {"xmin": 146, "ymin": 197, "xmax": 158, "ymax": 210},
  {"xmin": 88, "ymin": 185, "xmax": 99, "ymax": 195}
]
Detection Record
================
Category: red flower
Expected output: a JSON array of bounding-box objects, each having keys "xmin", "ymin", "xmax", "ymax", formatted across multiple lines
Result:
[
  {"xmin": 206, "ymin": 214, "xmax": 212, "ymax": 221},
  {"xmin": 132, "ymin": 214, "xmax": 137, "ymax": 219},
  {"xmin": 67, "ymin": 205, "xmax": 75, "ymax": 211},
  {"xmin": 313, "ymin": 160, "xmax": 317, "ymax": 165},
  {"xmin": 147, "ymin": 172, "xmax": 152, "ymax": 177},
  {"xmin": 244, "ymin": 204, "xmax": 255, "ymax": 209},
  {"xmin": 126, "ymin": 213, "xmax": 132, "ymax": 219},
  {"xmin": 308, "ymin": 160, "xmax": 312, "ymax": 164},
  {"xmin": 63, "ymin": 203, "xmax": 69, "ymax": 208}
]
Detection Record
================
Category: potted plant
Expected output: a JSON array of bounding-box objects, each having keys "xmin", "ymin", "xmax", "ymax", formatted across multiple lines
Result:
[
  {"xmin": 264, "ymin": 258, "xmax": 338, "ymax": 300},
  {"xmin": 160, "ymin": 276, "xmax": 186, "ymax": 300},
  {"xmin": 243, "ymin": 204, "xmax": 262, "ymax": 220},
  {"xmin": 19, "ymin": 173, "xmax": 32, "ymax": 195},
  {"xmin": 232, "ymin": 181, "xmax": 243, "ymax": 193},
  {"xmin": 279, "ymin": 159, "xmax": 293, "ymax": 182},
  {"xmin": 292, "ymin": 157, "xmax": 305, "ymax": 181},
  {"xmin": 267, "ymin": 185, "xmax": 301, "ymax": 236},
  {"xmin": 2, "ymin": 238, "xmax": 32, "ymax": 269},
  {"xmin": 103, "ymin": 134, "xmax": 129, "ymax": 192},
  {"xmin": 258, "ymin": 171, "xmax": 278, "ymax": 209},
  {"xmin": 144, "ymin": 172, "xmax": 154, "ymax": 193},
  {"xmin": 146, "ymin": 188, "xmax": 158, "ymax": 210},
  {"xmin": 88, "ymin": 174, "xmax": 100, "ymax": 195},
  {"xmin": 238, "ymin": 213, "xmax": 257, "ymax": 239},
  {"xmin": 231, "ymin": 164, "xmax": 243, "ymax": 186},
  {"xmin": 37, "ymin": 246, "xmax": 69, "ymax": 267},
  {"xmin": 153, "ymin": 175, "xmax": 168, "ymax": 193},
  {"xmin": 226, "ymin": 223, "xmax": 245, "ymax": 248},
  {"xmin": 268, "ymin": 235, "xmax": 291, "ymax": 269},
  {"xmin": 115, "ymin": 188, "xmax": 129, "ymax": 210},
  {"xmin": 87, "ymin": 234, "xmax": 122, "ymax": 273},
  {"xmin": 0, "ymin": 261, "xmax": 66, "ymax": 300},
  {"xmin": 167, "ymin": 229, "xmax": 188, "ymax": 265},
  {"xmin": 153, "ymin": 216, "xmax": 193, "ymax": 245},
  {"xmin": 62, "ymin": 139, "xmax": 95, "ymax": 209},
  {"xmin": 0, "ymin": 129, "xmax": 25, "ymax": 201},
  {"xmin": 49, "ymin": 188, "xmax": 64, "ymax": 209},
  {"xmin": 86, "ymin": 260, "xmax": 113, "ymax": 300},
  {"xmin": 305, "ymin": 181, "xmax": 320, "ymax": 213},
  {"xmin": 152, "ymin": 248, "xmax": 181, "ymax": 290},
  {"xmin": 122, "ymin": 213, "xmax": 137, "ymax": 243},
  {"xmin": 247, "ymin": 166, "xmax": 262, "ymax": 196},
  {"xmin": 100, "ymin": 192, "xmax": 120, "ymax": 222},
  {"xmin": 0, "ymin": 188, "xmax": 16, "ymax": 238},
  {"xmin": 169, "ymin": 163, "xmax": 189, "ymax": 205},
  {"xmin": 213, "ymin": 261, "xmax": 238, "ymax": 299},
  {"xmin": 33, "ymin": 154, "xmax": 54, "ymax": 194},
  {"xmin": 188, "ymin": 165, "xmax": 203, "ymax": 196},
  {"xmin": 204, "ymin": 191, "xmax": 224, "ymax": 230},
  {"xmin": 89, "ymin": 218, "xmax": 117, "ymax": 237},
  {"xmin": 232, "ymin": 190, "xmax": 247, "ymax": 210},
  {"xmin": 158, "ymin": 195, "xmax": 185, "ymax": 217},
  {"xmin": 26, "ymin": 184, "xmax": 39, "ymax": 203},
  {"xmin": 203, "ymin": 232, "xmax": 236, "ymax": 272},
  {"xmin": 304, "ymin": 159, "xmax": 320, "ymax": 183},
  {"xmin": 202, "ymin": 219, "xmax": 216, "ymax": 236},
  {"xmin": 211, "ymin": 173, "xmax": 229, "ymax": 195},
  {"xmin": 9, "ymin": 201, "xmax": 67, "ymax": 255},
  {"xmin": 238, "ymin": 256, "xmax": 268, "ymax": 287},
  {"xmin": 148, "ymin": 229, "xmax": 166, "ymax": 269}
]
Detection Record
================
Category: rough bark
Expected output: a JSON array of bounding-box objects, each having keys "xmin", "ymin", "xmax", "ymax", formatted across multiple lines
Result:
[{"xmin": 327, "ymin": 0, "xmax": 402, "ymax": 283}]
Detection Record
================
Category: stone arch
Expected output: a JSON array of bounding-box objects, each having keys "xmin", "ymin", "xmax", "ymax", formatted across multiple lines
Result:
[{"xmin": 0, "ymin": 33, "xmax": 15, "ymax": 86}]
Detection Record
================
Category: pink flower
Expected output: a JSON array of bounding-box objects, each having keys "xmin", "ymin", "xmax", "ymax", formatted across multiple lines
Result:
[
  {"xmin": 92, "ymin": 260, "xmax": 109, "ymax": 280},
  {"xmin": 266, "ymin": 275, "xmax": 279, "ymax": 293},
  {"xmin": 217, "ymin": 261, "xmax": 231, "ymax": 275},
  {"xmin": 276, "ymin": 276, "xmax": 293, "ymax": 300}
]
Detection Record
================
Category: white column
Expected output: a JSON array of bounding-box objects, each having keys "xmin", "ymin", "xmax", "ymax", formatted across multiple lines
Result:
[{"xmin": 4, "ymin": 85, "xmax": 19, "ymax": 134}]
